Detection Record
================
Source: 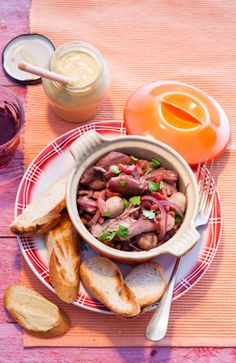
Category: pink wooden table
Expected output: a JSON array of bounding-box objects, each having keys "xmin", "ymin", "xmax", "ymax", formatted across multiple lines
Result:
[{"xmin": 0, "ymin": 1, "xmax": 235, "ymax": 362}]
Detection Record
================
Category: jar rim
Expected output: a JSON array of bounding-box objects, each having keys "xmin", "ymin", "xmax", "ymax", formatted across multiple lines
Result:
[{"xmin": 49, "ymin": 41, "xmax": 105, "ymax": 93}]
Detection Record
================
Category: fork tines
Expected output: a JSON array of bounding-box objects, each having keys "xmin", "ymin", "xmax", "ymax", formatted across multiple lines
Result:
[{"xmin": 196, "ymin": 160, "xmax": 218, "ymax": 221}]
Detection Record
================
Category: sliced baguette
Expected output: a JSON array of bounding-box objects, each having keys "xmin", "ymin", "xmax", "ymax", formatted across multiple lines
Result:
[
  {"xmin": 80, "ymin": 256, "xmax": 140, "ymax": 317},
  {"xmin": 125, "ymin": 262, "xmax": 166, "ymax": 308},
  {"xmin": 10, "ymin": 178, "xmax": 67, "ymax": 236},
  {"xmin": 46, "ymin": 211, "xmax": 80, "ymax": 303},
  {"xmin": 3, "ymin": 284, "xmax": 71, "ymax": 338}
]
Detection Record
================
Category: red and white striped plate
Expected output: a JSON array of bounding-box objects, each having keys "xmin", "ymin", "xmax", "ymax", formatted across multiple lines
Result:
[{"xmin": 15, "ymin": 120, "xmax": 222, "ymax": 314}]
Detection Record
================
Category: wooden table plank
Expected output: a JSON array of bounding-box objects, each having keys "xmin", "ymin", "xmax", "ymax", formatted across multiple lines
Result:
[
  {"xmin": 0, "ymin": 326, "xmax": 235, "ymax": 363},
  {"xmin": 0, "ymin": 238, "xmax": 20, "ymax": 323},
  {"xmin": 0, "ymin": 0, "xmax": 31, "ymax": 85}
]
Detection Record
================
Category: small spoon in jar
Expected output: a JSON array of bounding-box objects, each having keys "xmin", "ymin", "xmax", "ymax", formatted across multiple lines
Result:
[{"xmin": 18, "ymin": 62, "xmax": 71, "ymax": 85}]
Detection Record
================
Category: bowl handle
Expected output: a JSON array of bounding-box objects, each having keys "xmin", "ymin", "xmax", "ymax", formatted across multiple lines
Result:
[
  {"xmin": 69, "ymin": 130, "xmax": 106, "ymax": 161},
  {"xmin": 166, "ymin": 226, "xmax": 200, "ymax": 257}
]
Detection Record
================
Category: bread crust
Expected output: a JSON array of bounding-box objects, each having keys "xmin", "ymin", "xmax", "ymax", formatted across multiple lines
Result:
[
  {"xmin": 46, "ymin": 211, "xmax": 80, "ymax": 303},
  {"xmin": 3, "ymin": 284, "xmax": 71, "ymax": 338},
  {"xmin": 80, "ymin": 256, "xmax": 140, "ymax": 317},
  {"xmin": 125, "ymin": 262, "xmax": 166, "ymax": 308},
  {"xmin": 10, "ymin": 211, "xmax": 63, "ymax": 236},
  {"xmin": 10, "ymin": 179, "xmax": 67, "ymax": 236}
]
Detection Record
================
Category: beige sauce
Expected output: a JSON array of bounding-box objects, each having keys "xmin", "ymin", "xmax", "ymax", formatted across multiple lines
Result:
[{"xmin": 55, "ymin": 51, "xmax": 101, "ymax": 88}]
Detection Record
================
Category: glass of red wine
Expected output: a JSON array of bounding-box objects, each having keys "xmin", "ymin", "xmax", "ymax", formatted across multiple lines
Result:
[{"xmin": 0, "ymin": 86, "xmax": 24, "ymax": 168}]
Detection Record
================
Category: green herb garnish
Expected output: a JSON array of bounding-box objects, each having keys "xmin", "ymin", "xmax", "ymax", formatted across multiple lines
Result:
[
  {"xmin": 117, "ymin": 225, "xmax": 129, "ymax": 237},
  {"xmin": 98, "ymin": 230, "xmax": 116, "ymax": 241},
  {"xmin": 160, "ymin": 181, "xmax": 166, "ymax": 189},
  {"xmin": 98, "ymin": 225, "xmax": 129, "ymax": 241},
  {"xmin": 151, "ymin": 158, "xmax": 161, "ymax": 168},
  {"xmin": 131, "ymin": 155, "xmax": 138, "ymax": 161},
  {"xmin": 147, "ymin": 181, "xmax": 160, "ymax": 192},
  {"xmin": 119, "ymin": 181, "xmax": 127, "ymax": 187},
  {"xmin": 142, "ymin": 209, "xmax": 155, "ymax": 220},
  {"xmin": 129, "ymin": 196, "xmax": 141, "ymax": 205},
  {"xmin": 175, "ymin": 215, "xmax": 184, "ymax": 223},
  {"xmin": 145, "ymin": 167, "xmax": 153, "ymax": 175},
  {"xmin": 123, "ymin": 199, "xmax": 129, "ymax": 208},
  {"xmin": 110, "ymin": 165, "xmax": 120, "ymax": 175},
  {"xmin": 102, "ymin": 211, "xmax": 111, "ymax": 217}
]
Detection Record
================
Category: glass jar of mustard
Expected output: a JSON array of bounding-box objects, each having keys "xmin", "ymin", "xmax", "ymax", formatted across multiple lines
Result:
[{"xmin": 42, "ymin": 41, "xmax": 110, "ymax": 123}]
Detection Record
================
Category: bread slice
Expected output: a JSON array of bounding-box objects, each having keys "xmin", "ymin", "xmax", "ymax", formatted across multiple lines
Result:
[
  {"xmin": 125, "ymin": 262, "xmax": 166, "ymax": 308},
  {"xmin": 80, "ymin": 256, "xmax": 140, "ymax": 317},
  {"xmin": 10, "ymin": 178, "xmax": 67, "ymax": 236},
  {"xmin": 3, "ymin": 284, "xmax": 71, "ymax": 338},
  {"xmin": 46, "ymin": 211, "xmax": 80, "ymax": 303}
]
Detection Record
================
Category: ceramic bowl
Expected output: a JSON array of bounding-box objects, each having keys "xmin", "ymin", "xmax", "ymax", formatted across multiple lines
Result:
[{"xmin": 66, "ymin": 130, "xmax": 200, "ymax": 263}]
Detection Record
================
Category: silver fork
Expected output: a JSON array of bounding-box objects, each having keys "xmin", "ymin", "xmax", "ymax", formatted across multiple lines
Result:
[{"xmin": 145, "ymin": 160, "xmax": 218, "ymax": 342}]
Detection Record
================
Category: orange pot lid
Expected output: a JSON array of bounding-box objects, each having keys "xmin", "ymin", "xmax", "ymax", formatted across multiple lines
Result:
[{"xmin": 124, "ymin": 81, "xmax": 230, "ymax": 166}]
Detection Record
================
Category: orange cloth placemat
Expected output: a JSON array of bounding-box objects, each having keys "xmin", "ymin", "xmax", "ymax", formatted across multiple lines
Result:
[{"xmin": 23, "ymin": 0, "xmax": 236, "ymax": 346}]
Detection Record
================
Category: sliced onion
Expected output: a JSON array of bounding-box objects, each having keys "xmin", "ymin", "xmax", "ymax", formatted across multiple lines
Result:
[
  {"xmin": 155, "ymin": 203, "xmax": 167, "ymax": 239},
  {"xmin": 142, "ymin": 195, "xmax": 159, "ymax": 204},
  {"xmin": 142, "ymin": 195, "xmax": 167, "ymax": 239},
  {"xmin": 159, "ymin": 200, "xmax": 184, "ymax": 216},
  {"xmin": 77, "ymin": 197, "xmax": 97, "ymax": 210},
  {"xmin": 142, "ymin": 195, "xmax": 183, "ymax": 216},
  {"xmin": 141, "ymin": 200, "xmax": 152, "ymax": 210}
]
